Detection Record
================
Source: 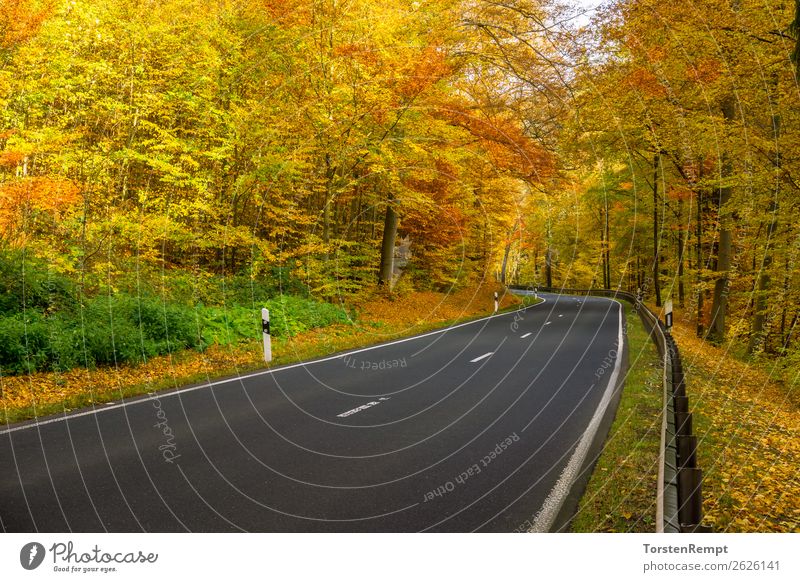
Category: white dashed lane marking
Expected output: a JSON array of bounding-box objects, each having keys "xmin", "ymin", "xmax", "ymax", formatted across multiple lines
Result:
[
  {"xmin": 469, "ymin": 352, "xmax": 494, "ymax": 363},
  {"xmin": 337, "ymin": 399, "xmax": 387, "ymax": 418}
]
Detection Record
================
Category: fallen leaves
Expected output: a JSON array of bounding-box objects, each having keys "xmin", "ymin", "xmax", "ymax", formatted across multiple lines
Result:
[{"xmin": 671, "ymin": 314, "xmax": 800, "ymax": 533}]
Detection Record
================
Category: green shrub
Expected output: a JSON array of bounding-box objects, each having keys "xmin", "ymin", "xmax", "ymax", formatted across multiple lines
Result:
[
  {"xmin": 198, "ymin": 295, "xmax": 350, "ymax": 345},
  {"xmin": 0, "ymin": 253, "xmax": 348, "ymax": 374},
  {"xmin": 76, "ymin": 294, "xmax": 200, "ymax": 366},
  {"xmin": 0, "ymin": 312, "xmax": 50, "ymax": 374},
  {"xmin": 0, "ymin": 250, "xmax": 76, "ymax": 316},
  {"xmin": 198, "ymin": 305, "xmax": 256, "ymax": 345},
  {"xmin": 0, "ymin": 293, "xmax": 201, "ymax": 374}
]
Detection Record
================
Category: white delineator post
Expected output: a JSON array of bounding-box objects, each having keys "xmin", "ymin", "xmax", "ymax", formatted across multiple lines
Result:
[
  {"xmin": 493, "ymin": 291, "xmax": 499, "ymax": 313},
  {"xmin": 261, "ymin": 308, "xmax": 272, "ymax": 362},
  {"xmin": 664, "ymin": 299, "xmax": 673, "ymax": 332}
]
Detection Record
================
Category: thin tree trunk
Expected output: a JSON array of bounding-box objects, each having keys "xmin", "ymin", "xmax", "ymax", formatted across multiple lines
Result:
[
  {"xmin": 378, "ymin": 197, "xmax": 398, "ymax": 288},
  {"xmin": 749, "ymin": 105, "xmax": 781, "ymax": 353},
  {"xmin": 677, "ymin": 197, "xmax": 685, "ymax": 306},
  {"xmin": 709, "ymin": 96, "xmax": 736, "ymax": 343},
  {"xmin": 500, "ymin": 221, "xmax": 519, "ymax": 285},
  {"xmin": 500, "ymin": 243, "xmax": 512, "ymax": 284},
  {"xmin": 780, "ymin": 250, "xmax": 790, "ymax": 342},
  {"xmin": 653, "ymin": 153, "xmax": 662, "ymax": 306},
  {"xmin": 323, "ymin": 153, "xmax": 334, "ymax": 247},
  {"xmin": 545, "ymin": 217, "xmax": 553, "ymax": 288},
  {"xmin": 748, "ymin": 204, "xmax": 776, "ymax": 353},
  {"xmin": 696, "ymin": 181, "xmax": 704, "ymax": 337},
  {"xmin": 603, "ymin": 194, "xmax": 610, "ymax": 289}
]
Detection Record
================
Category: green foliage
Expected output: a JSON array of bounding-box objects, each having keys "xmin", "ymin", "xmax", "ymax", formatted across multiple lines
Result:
[
  {"xmin": 0, "ymin": 293, "xmax": 200, "ymax": 374},
  {"xmin": 0, "ymin": 251, "xmax": 349, "ymax": 374},
  {"xmin": 0, "ymin": 250, "xmax": 76, "ymax": 316},
  {"xmin": 197, "ymin": 295, "xmax": 350, "ymax": 346},
  {"xmin": 0, "ymin": 312, "xmax": 50, "ymax": 374}
]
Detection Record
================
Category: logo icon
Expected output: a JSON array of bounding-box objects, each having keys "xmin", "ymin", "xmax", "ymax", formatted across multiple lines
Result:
[{"xmin": 20, "ymin": 542, "xmax": 46, "ymax": 570}]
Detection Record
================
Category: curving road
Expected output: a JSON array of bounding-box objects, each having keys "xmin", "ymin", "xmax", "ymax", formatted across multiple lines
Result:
[{"xmin": 0, "ymin": 292, "xmax": 626, "ymax": 532}]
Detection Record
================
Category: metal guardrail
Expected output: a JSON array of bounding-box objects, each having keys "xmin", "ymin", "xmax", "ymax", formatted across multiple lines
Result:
[{"xmin": 509, "ymin": 285, "xmax": 706, "ymax": 532}]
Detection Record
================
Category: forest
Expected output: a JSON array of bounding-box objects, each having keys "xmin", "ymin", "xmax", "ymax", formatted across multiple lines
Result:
[{"xmin": 0, "ymin": 0, "xmax": 798, "ymax": 388}]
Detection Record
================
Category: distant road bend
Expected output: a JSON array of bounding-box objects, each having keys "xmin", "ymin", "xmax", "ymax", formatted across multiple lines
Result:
[{"xmin": 0, "ymin": 292, "xmax": 627, "ymax": 532}]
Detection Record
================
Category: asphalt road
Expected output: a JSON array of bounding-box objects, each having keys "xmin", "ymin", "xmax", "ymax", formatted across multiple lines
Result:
[{"xmin": 0, "ymin": 292, "xmax": 626, "ymax": 532}]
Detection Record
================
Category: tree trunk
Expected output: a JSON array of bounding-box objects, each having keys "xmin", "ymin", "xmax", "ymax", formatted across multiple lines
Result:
[
  {"xmin": 652, "ymin": 153, "xmax": 662, "ymax": 306},
  {"xmin": 696, "ymin": 178, "xmax": 704, "ymax": 337},
  {"xmin": 780, "ymin": 248, "xmax": 791, "ymax": 344},
  {"xmin": 748, "ymin": 206, "xmax": 776, "ymax": 353},
  {"xmin": 378, "ymin": 197, "xmax": 398, "ymax": 288},
  {"xmin": 749, "ymin": 105, "xmax": 781, "ymax": 353},
  {"xmin": 500, "ymin": 222, "xmax": 519, "ymax": 284},
  {"xmin": 708, "ymin": 96, "xmax": 736, "ymax": 343},
  {"xmin": 603, "ymin": 193, "xmax": 610, "ymax": 289},
  {"xmin": 545, "ymin": 217, "xmax": 553, "ymax": 288},
  {"xmin": 323, "ymin": 154, "xmax": 334, "ymax": 246},
  {"xmin": 500, "ymin": 243, "xmax": 511, "ymax": 284},
  {"xmin": 677, "ymin": 197, "xmax": 685, "ymax": 306}
]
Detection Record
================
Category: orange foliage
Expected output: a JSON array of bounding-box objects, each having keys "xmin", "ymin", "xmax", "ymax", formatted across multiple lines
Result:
[
  {"xmin": 435, "ymin": 99, "xmax": 552, "ymax": 180},
  {"xmin": 0, "ymin": 150, "xmax": 25, "ymax": 167},
  {"xmin": 395, "ymin": 46, "xmax": 451, "ymax": 100},
  {"xmin": 0, "ymin": 0, "xmax": 52, "ymax": 49},
  {"xmin": 247, "ymin": 0, "xmax": 312, "ymax": 27},
  {"xmin": 333, "ymin": 42, "xmax": 379, "ymax": 68},
  {"xmin": 688, "ymin": 58, "xmax": 721, "ymax": 84},
  {"xmin": 667, "ymin": 186, "xmax": 692, "ymax": 201},
  {"xmin": 625, "ymin": 67, "xmax": 667, "ymax": 97},
  {"xmin": 0, "ymin": 177, "xmax": 80, "ymax": 239},
  {"xmin": 670, "ymin": 314, "xmax": 800, "ymax": 532}
]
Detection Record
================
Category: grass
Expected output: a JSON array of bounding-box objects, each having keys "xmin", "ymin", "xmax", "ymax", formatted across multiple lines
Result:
[
  {"xmin": 571, "ymin": 301, "xmax": 663, "ymax": 532},
  {"xmin": 0, "ymin": 283, "xmax": 527, "ymax": 426},
  {"xmin": 519, "ymin": 295, "xmax": 544, "ymax": 307}
]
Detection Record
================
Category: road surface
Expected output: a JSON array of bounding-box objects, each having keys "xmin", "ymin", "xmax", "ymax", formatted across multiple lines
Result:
[{"xmin": 0, "ymin": 292, "xmax": 626, "ymax": 532}]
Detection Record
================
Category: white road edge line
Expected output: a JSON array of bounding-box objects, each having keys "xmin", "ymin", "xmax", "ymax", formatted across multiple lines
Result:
[
  {"xmin": 520, "ymin": 332, "xmax": 532, "ymax": 339},
  {"xmin": 469, "ymin": 352, "xmax": 494, "ymax": 363},
  {"xmin": 528, "ymin": 300, "xmax": 624, "ymax": 532},
  {"xmin": 0, "ymin": 296, "xmax": 549, "ymax": 436}
]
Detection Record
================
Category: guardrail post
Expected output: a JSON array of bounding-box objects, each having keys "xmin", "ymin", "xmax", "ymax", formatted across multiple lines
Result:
[
  {"xmin": 675, "ymin": 411, "xmax": 692, "ymax": 437},
  {"xmin": 677, "ymin": 435, "xmax": 697, "ymax": 469},
  {"xmin": 678, "ymin": 468, "xmax": 703, "ymax": 531},
  {"xmin": 673, "ymin": 395, "xmax": 689, "ymax": 415}
]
